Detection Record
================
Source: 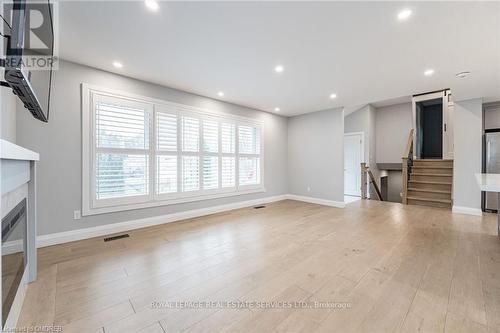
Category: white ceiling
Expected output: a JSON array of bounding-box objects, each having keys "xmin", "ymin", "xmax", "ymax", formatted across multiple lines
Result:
[{"xmin": 58, "ymin": 1, "xmax": 500, "ymax": 116}]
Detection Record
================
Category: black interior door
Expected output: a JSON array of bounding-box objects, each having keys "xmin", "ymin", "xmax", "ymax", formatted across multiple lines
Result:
[{"xmin": 422, "ymin": 104, "xmax": 443, "ymax": 158}]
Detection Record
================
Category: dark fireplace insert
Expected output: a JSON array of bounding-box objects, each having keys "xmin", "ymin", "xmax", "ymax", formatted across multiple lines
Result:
[{"xmin": 2, "ymin": 199, "xmax": 27, "ymax": 327}]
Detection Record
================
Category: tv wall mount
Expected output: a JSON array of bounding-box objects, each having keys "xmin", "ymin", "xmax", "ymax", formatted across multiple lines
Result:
[{"xmin": 0, "ymin": 13, "xmax": 12, "ymax": 88}]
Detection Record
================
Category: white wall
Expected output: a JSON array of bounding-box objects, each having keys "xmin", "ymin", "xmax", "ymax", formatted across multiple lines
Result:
[
  {"xmin": 453, "ymin": 98, "xmax": 482, "ymax": 213},
  {"xmin": 16, "ymin": 60, "xmax": 289, "ymax": 236},
  {"xmin": 288, "ymin": 108, "xmax": 344, "ymax": 204},
  {"xmin": 1, "ymin": 88, "xmax": 17, "ymax": 142},
  {"xmin": 375, "ymin": 103, "xmax": 412, "ymax": 163}
]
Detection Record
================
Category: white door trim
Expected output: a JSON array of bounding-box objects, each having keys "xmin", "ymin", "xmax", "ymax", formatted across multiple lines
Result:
[
  {"xmin": 344, "ymin": 132, "xmax": 365, "ymax": 197},
  {"xmin": 443, "ymin": 91, "xmax": 454, "ymax": 159},
  {"xmin": 412, "ymin": 90, "xmax": 452, "ymax": 159}
]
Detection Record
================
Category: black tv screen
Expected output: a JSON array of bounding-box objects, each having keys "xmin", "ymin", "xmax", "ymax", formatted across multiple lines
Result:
[{"xmin": 4, "ymin": 0, "xmax": 54, "ymax": 122}]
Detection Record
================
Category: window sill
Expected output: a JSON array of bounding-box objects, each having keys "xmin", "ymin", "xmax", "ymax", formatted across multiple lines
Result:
[{"xmin": 82, "ymin": 187, "xmax": 266, "ymax": 216}]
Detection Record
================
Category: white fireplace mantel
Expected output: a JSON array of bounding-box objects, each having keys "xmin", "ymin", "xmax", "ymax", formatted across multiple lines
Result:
[{"xmin": 1, "ymin": 139, "xmax": 39, "ymax": 161}]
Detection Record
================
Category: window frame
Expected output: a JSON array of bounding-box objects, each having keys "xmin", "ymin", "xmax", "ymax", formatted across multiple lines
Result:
[
  {"xmin": 91, "ymin": 94, "xmax": 153, "ymax": 209},
  {"xmin": 82, "ymin": 83, "xmax": 265, "ymax": 216}
]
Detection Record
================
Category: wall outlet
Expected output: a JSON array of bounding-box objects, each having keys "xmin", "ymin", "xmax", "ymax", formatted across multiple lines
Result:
[
  {"xmin": 73, "ymin": 210, "xmax": 82, "ymax": 220},
  {"xmin": 307, "ymin": 186, "xmax": 311, "ymax": 192}
]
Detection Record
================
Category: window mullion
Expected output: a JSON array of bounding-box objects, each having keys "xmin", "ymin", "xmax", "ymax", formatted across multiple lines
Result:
[
  {"xmin": 177, "ymin": 112, "xmax": 182, "ymax": 193},
  {"xmin": 235, "ymin": 123, "xmax": 240, "ymax": 190},
  {"xmin": 90, "ymin": 94, "xmax": 97, "ymax": 206},
  {"xmin": 238, "ymin": 153, "xmax": 260, "ymax": 158},
  {"xmin": 199, "ymin": 117, "xmax": 204, "ymax": 192},
  {"xmin": 218, "ymin": 121, "xmax": 222, "ymax": 190},
  {"xmin": 150, "ymin": 107, "xmax": 156, "ymax": 200},
  {"xmin": 96, "ymin": 147, "xmax": 149, "ymax": 155},
  {"xmin": 179, "ymin": 151, "xmax": 200, "ymax": 156},
  {"xmin": 156, "ymin": 151, "xmax": 178, "ymax": 156}
]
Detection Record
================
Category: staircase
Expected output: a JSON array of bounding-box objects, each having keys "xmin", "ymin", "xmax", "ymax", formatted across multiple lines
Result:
[{"xmin": 406, "ymin": 159, "xmax": 453, "ymax": 208}]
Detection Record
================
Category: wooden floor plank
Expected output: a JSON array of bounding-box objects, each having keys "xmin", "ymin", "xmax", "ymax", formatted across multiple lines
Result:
[
  {"xmin": 448, "ymin": 232, "xmax": 487, "ymax": 325},
  {"xmin": 444, "ymin": 312, "xmax": 488, "ymax": 333},
  {"xmin": 12, "ymin": 199, "xmax": 500, "ymax": 333},
  {"xmin": 16, "ymin": 265, "xmax": 57, "ymax": 328}
]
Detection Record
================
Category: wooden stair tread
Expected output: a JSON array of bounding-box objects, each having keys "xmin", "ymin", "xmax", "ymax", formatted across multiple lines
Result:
[
  {"xmin": 402, "ymin": 140, "xmax": 453, "ymax": 209},
  {"xmin": 410, "ymin": 173, "xmax": 452, "ymax": 176},
  {"xmin": 408, "ymin": 180, "xmax": 452, "ymax": 185},
  {"xmin": 412, "ymin": 166, "xmax": 453, "ymax": 169},
  {"xmin": 407, "ymin": 196, "xmax": 452, "ymax": 204},
  {"xmin": 408, "ymin": 188, "xmax": 451, "ymax": 194}
]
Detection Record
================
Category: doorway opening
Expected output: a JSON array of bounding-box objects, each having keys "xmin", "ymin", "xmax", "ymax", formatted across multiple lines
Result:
[
  {"xmin": 412, "ymin": 89, "xmax": 453, "ymax": 160},
  {"xmin": 416, "ymin": 98, "xmax": 443, "ymax": 159}
]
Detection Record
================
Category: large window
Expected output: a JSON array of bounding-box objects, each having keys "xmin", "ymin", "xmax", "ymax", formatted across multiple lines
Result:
[{"xmin": 82, "ymin": 85, "xmax": 264, "ymax": 215}]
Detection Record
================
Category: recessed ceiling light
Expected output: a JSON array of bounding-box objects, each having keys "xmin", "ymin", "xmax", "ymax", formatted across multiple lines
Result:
[
  {"xmin": 145, "ymin": 0, "xmax": 159, "ymax": 11},
  {"xmin": 397, "ymin": 9, "xmax": 412, "ymax": 21},
  {"xmin": 456, "ymin": 71, "xmax": 471, "ymax": 78},
  {"xmin": 274, "ymin": 65, "xmax": 284, "ymax": 73},
  {"xmin": 274, "ymin": 107, "xmax": 280, "ymax": 112},
  {"xmin": 217, "ymin": 91, "xmax": 224, "ymax": 97},
  {"xmin": 113, "ymin": 61, "xmax": 123, "ymax": 68},
  {"xmin": 424, "ymin": 69, "xmax": 434, "ymax": 76},
  {"xmin": 330, "ymin": 93, "xmax": 337, "ymax": 99}
]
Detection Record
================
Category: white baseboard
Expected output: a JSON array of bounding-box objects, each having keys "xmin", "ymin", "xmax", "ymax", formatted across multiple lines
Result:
[
  {"xmin": 3, "ymin": 195, "xmax": 287, "ymax": 254},
  {"xmin": 39, "ymin": 194, "xmax": 290, "ymax": 248},
  {"xmin": 285, "ymin": 194, "xmax": 346, "ymax": 208},
  {"xmin": 3, "ymin": 193, "xmax": 347, "ymax": 254},
  {"xmin": 452, "ymin": 205, "xmax": 483, "ymax": 216}
]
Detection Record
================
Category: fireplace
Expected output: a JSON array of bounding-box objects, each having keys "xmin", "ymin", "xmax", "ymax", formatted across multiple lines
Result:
[{"xmin": 1, "ymin": 199, "xmax": 27, "ymax": 327}]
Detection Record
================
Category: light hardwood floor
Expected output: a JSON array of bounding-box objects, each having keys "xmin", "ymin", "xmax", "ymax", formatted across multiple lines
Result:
[{"xmin": 14, "ymin": 199, "xmax": 500, "ymax": 333}]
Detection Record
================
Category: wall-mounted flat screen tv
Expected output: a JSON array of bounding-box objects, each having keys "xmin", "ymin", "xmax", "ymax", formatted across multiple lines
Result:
[{"xmin": 4, "ymin": 0, "xmax": 54, "ymax": 122}]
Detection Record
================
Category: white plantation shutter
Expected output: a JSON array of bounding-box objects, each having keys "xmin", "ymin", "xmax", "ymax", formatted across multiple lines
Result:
[
  {"xmin": 157, "ymin": 112, "xmax": 177, "ymax": 151},
  {"xmin": 96, "ymin": 101, "xmax": 149, "ymax": 149},
  {"xmin": 239, "ymin": 157, "xmax": 260, "ymax": 186},
  {"xmin": 238, "ymin": 125, "xmax": 260, "ymax": 154},
  {"xmin": 84, "ymin": 86, "xmax": 264, "ymax": 215},
  {"xmin": 203, "ymin": 120, "xmax": 219, "ymax": 153},
  {"xmin": 157, "ymin": 155, "xmax": 177, "ymax": 194},
  {"xmin": 221, "ymin": 156, "xmax": 235, "ymax": 188},
  {"xmin": 96, "ymin": 154, "xmax": 149, "ymax": 199},
  {"xmin": 202, "ymin": 119, "xmax": 219, "ymax": 191},
  {"xmin": 94, "ymin": 95, "xmax": 151, "ymax": 203},
  {"xmin": 182, "ymin": 156, "xmax": 199, "ymax": 191},
  {"xmin": 221, "ymin": 123, "xmax": 236, "ymax": 188},
  {"xmin": 221, "ymin": 123, "xmax": 235, "ymax": 153},
  {"xmin": 203, "ymin": 156, "xmax": 219, "ymax": 189},
  {"xmin": 238, "ymin": 125, "xmax": 261, "ymax": 186},
  {"xmin": 156, "ymin": 109, "xmax": 178, "ymax": 195},
  {"xmin": 182, "ymin": 116, "xmax": 199, "ymax": 152}
]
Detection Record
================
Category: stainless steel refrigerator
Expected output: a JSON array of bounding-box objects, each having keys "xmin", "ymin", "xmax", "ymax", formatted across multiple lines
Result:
[{"xmin": 485, "ymin": 131, "xmax": 500, "ymax": 211}]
